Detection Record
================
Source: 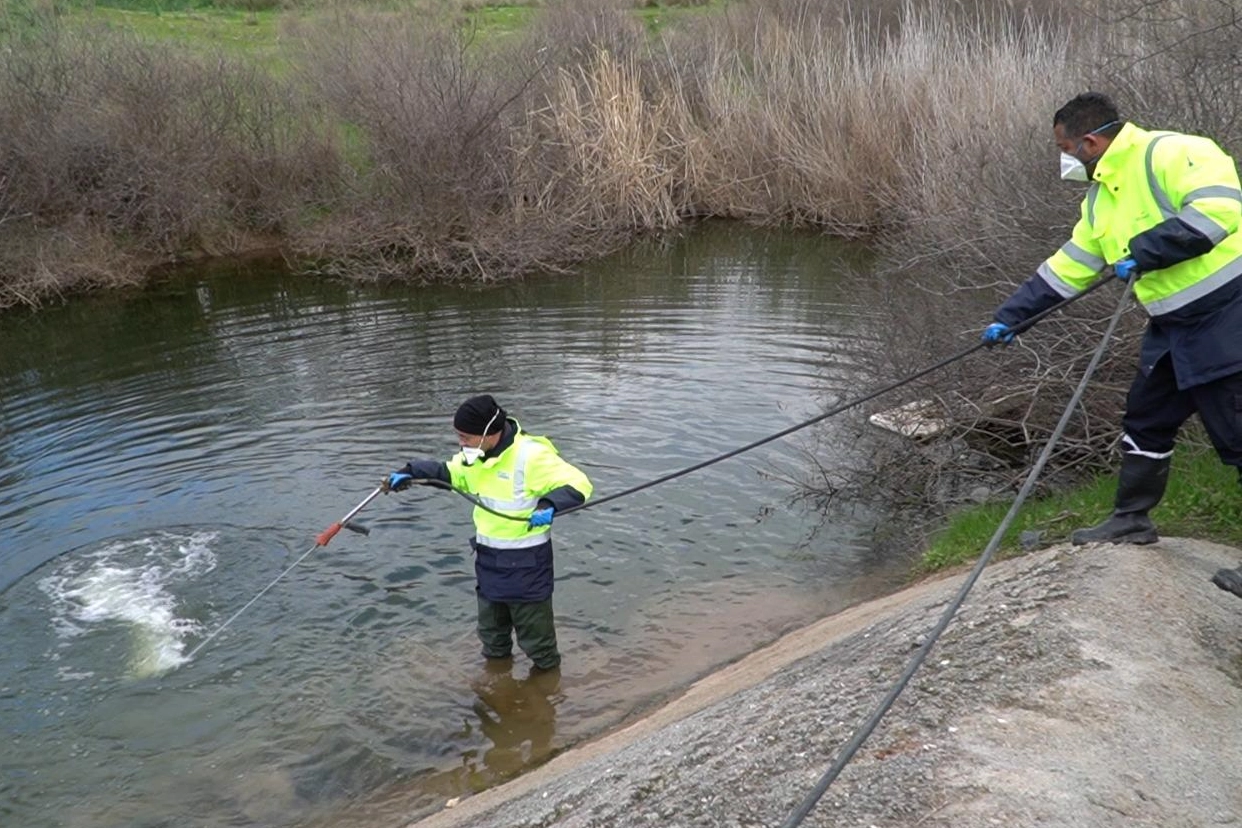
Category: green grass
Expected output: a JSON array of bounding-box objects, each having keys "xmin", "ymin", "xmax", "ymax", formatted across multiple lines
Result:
[
  {"xmin": 53, "ymin": 0, "xmax": 727, "ymax": 62},
  {"xmin": 921, "ymin": 443, "xmax": 1242, "ymax": 572},
  {"xmin": 466, "ymin": 3, "xmax": 537, "ymax": 36},
  {"xmin": 71, "ymin": 0, "xmax": 240, "ymax": 10},
  {"xmin": 83, "ymin": 6, "xmax": 282, "ymax": 58},
  {"xmin": 634, "ymin": 1, "xmax": 722, "ymax": 32}
]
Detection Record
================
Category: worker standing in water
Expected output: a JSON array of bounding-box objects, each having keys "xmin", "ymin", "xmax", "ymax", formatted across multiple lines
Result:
[{"xmin": 383, "ymin": 395, "xmax": 592, "ymax": 672}]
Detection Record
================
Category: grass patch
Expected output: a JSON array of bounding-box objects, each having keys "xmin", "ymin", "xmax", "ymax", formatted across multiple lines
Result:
[
  {"xmin": 467, "ymin": 3, "xmax": 538, "ymax": 35},
  {"xmin": 74, "ymin": 0, "xmax": 251, "ymax": 11},
  {"xmin": 59, "ymin": 0, "xmax": 727, "ymax": 60},
  {"xmin": 83, "ymin": 6, "xmax": 281, "ymax": 58},
  {"xmin": 633, "ymin": 1, "xmax": 724, "ymax": 32},
  {"xmin": 921, "ymin": 443, "xmax": 1242, "ymax": 573}
]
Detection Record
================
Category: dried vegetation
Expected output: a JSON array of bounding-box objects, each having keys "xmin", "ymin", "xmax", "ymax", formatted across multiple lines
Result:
[{"xmin": 3, "ymin": 0, "xmax": 1242, "ymax": 521}]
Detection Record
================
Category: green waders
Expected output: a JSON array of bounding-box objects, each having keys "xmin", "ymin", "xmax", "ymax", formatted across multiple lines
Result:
[{"xmin": 476, "ymin": 593, "xmax": 561, "ymax": 670}]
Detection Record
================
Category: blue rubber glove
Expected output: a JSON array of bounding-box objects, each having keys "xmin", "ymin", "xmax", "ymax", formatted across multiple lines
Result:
[
  {"xmin": 528, "ymin": 507, "xmax": 554, "ymax": 528},
  {"xmin": 981, "ymin": 322, "xmax": 1015, "ymax": 346},
  {"xmin": 1113, "ymin": 258, "xmax": 1139, "ymax": 281},
  {"xmin": 384, "ymin": 471, "xmax": 412, "ymax": 492}
]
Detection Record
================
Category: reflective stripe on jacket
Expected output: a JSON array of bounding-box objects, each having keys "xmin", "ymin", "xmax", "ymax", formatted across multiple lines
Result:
[
  {"xmin": 998, "ymin": 122, "xmax": 1242, "ymax": 388},
  {"xmin": 1039, "ymin": 122, "xmax": 1242, "ymax": 313},
  {"xmin": 447, "ymin": 419, "xmax": 592, "ymax": 602}
]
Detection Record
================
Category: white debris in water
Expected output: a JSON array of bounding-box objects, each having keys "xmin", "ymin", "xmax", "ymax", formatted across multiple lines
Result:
[{"xmin": 38, "ymin": 531, "xmax": 218, "ymax": 678}]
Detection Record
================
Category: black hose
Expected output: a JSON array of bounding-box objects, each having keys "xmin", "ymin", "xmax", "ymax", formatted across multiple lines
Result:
[
  {"xmin": 408, "ymin": 274, "xmax": 1114, "ymax": 522},
  {"xmin": 561, "ymin": 274, "xmax": 1115, "ymax": 516},
  {"xmin": 409, "ymin": 479, "xmax": 532, "ymax": 521},
  {"xmin": 778, "ymin": 277, "xmax": 1134, "ymax": 828}
]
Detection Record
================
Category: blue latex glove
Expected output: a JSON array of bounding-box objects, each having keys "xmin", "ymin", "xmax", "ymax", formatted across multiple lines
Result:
[
  {"xmin": 981, "ymin": 322, "xmax": 1015, "ymax": 346},
  {"xmin": 385, "ymin": 471, "xmax": 412, "ymax": 492},
  {"xmin": 1113, "ymin": 258, "xmax": 1139, "ymax": 281},
  {"xmin": 528, "ymin": 507, "xmax": 554, "ymax": 528}
]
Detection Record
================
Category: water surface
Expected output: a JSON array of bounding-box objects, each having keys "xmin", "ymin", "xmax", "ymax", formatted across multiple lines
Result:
[{"xmin": 0, "ymin": 223, "xmax": 900, "ymax": 827}]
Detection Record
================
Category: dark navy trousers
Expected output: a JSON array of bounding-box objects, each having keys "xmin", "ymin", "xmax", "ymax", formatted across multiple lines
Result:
[{"xmin": 1122, "ymin": 354, "xmax": 1242, "ymax": 471}]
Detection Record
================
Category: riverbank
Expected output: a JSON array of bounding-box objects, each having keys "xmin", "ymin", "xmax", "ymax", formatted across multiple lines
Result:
[
  {"xmin": 2, "ymin": 0, "xmax": 1080, "ymax": 309},
  {"xmin": 407, "ymin": 537, "xmax": 1242, "ymax": 827}
]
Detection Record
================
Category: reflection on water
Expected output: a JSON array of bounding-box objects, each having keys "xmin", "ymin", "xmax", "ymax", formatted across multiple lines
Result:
[
  {"xmin": 0, "ymin": 222, "xmax": 899, "ymax": 827},
  {"xmin": 468, "ymin": 661, "xmax": 560, "ymax": 784}
]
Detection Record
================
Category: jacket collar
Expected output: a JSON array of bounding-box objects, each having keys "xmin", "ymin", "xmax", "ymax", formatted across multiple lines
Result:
[
  {"xmin": 482, "ymin": 418, "xmax": 519, "ymax": 461},
  {"xmin": 1092, "ymin": 122, "xmax": 1147, "ymax": 183}
]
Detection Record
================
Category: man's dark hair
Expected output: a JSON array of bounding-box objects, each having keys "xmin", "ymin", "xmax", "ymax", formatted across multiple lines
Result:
[{"xmin": 1054, "ymin": 92, "xmax": 1123, "ymax": 139}]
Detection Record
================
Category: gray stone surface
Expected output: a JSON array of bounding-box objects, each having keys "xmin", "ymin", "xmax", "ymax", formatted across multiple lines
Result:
[{"xmin": 409, "ymin": 538, "xmax": 1242, "ymax": 828}]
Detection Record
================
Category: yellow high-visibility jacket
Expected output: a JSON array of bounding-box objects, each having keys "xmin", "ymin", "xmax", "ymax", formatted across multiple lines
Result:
[
  {"xmin": 445, "ymin": 420, "xmax": 592, "ymax": 601},
  {"xmin": 1043, "ymin": 123, "xmax": 1242, "ymax": 313},
  {"xmin": 997, "ymin": 122, "xmax": 1242, "ymax": 387}
]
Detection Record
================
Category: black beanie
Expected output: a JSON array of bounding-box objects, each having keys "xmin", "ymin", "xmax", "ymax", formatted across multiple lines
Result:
[{"xmin": 454, "ymin": 394, "xmax": 506, "ymax": 435}]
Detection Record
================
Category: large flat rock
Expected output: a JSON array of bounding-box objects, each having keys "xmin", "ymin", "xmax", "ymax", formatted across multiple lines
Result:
[{"xmin": 409, "ymin": 538, "xmax": 1242, "ymax": 828}]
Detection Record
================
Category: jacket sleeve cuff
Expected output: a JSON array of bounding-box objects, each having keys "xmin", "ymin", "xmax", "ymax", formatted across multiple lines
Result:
[
  {"xmin": 403, "ymin": 459, "xmax": 451, "ymax": 484},
  {"xmin": 1128, "ymin": 217, "xmax": 1214, "ymax": 272},
  {"xmin": 994, "ymin": 275, "xmax": 1065, "ymax": 327},
  {"xmin": 539, "ymin": 486, "xmax": 587, "ymax": 513}
]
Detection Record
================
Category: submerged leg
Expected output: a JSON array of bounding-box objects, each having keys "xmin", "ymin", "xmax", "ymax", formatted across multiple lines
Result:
[
  {"xmin": 476, "ymin": 593, "xmax": 515, "ymax": 660},
  {"xmin": 511, "ymin": 598, "xmax": 560, "ymax": 671}
]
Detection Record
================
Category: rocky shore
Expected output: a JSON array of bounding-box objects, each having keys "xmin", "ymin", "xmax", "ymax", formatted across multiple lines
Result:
[{"xmin": 408, "ymin": 538, "xmax": 1242, "ymax": 828}]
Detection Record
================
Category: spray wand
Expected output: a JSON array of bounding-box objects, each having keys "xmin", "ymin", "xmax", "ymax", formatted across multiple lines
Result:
[{"xmin": 185, "ymin": 486, "xmax": 383, "ymax": 661}]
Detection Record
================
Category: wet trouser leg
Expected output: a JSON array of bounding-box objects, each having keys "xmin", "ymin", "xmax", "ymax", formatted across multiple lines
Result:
[
  {"xmin": 476, "ymin": 593, "xmax": 514, "ymax": 660},
  {"xmin": 509, "ymin": 599, "xmax": 560, "ymax": 670}
]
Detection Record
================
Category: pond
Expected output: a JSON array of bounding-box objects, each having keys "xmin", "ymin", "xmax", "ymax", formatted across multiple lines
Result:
[{"xmin": 0, "ymin": 222, "xmax": 906, "ymax": 827}]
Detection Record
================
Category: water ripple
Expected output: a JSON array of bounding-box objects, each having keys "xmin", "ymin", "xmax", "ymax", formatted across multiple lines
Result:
[{"xmin": 0, "ymin": 224, "xmax": 897, "ymax": 828}]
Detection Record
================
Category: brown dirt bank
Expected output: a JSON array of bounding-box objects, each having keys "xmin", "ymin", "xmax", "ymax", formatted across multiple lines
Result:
[{"xmin": 407, "ymin": 538, "xmax": 1242, "ymax": 827}]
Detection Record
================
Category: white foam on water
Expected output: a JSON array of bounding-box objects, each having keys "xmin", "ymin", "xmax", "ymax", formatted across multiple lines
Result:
[{"xmin": 38, "ymin": 532, "xmax": 219, "ymax": 678}]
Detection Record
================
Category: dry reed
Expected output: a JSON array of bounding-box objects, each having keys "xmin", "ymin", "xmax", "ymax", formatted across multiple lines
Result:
[{"xmin": 6, "ymin": 0, "xmax": 1242, "ymax": 529}]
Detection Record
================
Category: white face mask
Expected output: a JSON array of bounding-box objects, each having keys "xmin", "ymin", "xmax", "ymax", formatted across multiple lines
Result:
[
  {"xmin": 457, "ymin": 407, "xmax": 501, "ymax": 466},
  {"xmin": 1058, "ymin": 119, "xmax": 1119, "ymax": 182},
  {"xmin": 1060, "ymin": 152, "xmax": 1089, "ymax": 182}
]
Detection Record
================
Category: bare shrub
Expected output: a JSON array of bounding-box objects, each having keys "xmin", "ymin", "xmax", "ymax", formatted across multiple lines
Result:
[
  {"xmin": 293, "ymin": 11, "xmax": 540, "ymax": 279},
  {"xmin": 502, "ymin": 0, "xmax": 699, "ymax": 244},
  {"xmin": 0, "ymin": 18, "xmax": 340, "ymax": 305},
  {"xmin": 811, "ymin": 0, "xmax": 1242, "ymax": 538},
  {"xmin": 0, "ymin": 0, "xmax": 1102, "ymax": 306},
  {"xmin": 0, "ymin": 216, "xmax": 145, "ymax": 311},
  {"xmin": 658, "ymin": 0, "xmax": 1134, "ymax": 522},
  {"xmin": 292, "ymin": 0, "xmax": 673, "ymax": 280},
  {"xmin": 509, "ymin": 50, "xmax": 691, "ymax": 233},
  {"xmin": 729, "ymin": 1, "xmax": 1124, "ymax": 529},
  {"xmin": 522, "ymin": 0, "xmax": 649, "ymax": 71},
  {"xmin": 841, "ymin": 270, "xmax": 1143, "ymax": 506},
  {"xmin": 648, "ymin": 0, "xmax": 1084, "ymax": 237},
  {"xmin": 1092, "ymin": 0, "xmax": 1242, "ymax": 150}
]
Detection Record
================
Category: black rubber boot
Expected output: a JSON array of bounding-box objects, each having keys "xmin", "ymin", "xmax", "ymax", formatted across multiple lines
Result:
[
  {"xmin": 1212, "ymin": 565, "xmax": 1242, "ymax": 599},
  {"xmin": 1070, "ymin": 454, "xmax": 1170, "ymax": 545}
]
